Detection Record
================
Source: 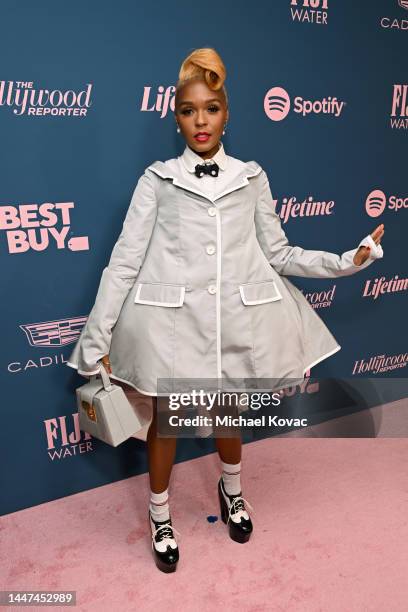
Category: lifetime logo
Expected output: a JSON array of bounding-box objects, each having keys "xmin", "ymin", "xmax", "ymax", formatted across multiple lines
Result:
[
  {"xmin": 365, "ymin": 190, "xmax": 408, "ymax": 217},
  {"xmin": 363, "ymin": 275, "xmax": 408, "ymax": 300},
  {"xmin": 264, "ymin": 87, "xmax": 345, "ymax": 121}
]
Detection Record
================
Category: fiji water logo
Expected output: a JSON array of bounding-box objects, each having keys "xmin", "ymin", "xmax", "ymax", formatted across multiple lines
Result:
[
  {"xmin": 279, "ymin": 195, "xmax": 335, "ymax": 223},
  {"xmin": 45, "ymin": 413, "xmax": 94, "ymax": 461},
  {"xmin": 390, "ymin": 84, "xmax": 408, "ymax": 129},
  {"xmin": 352, "ymin": 352, "xmax": 408, "ymax": 375},
  {"xmin": 264, "ymin": 86, "xmax": 345, "ymax": 121},
  {"xmin": 363, "ymin": 275, "xmax": 408, "ymax": 300},
  {"xmin": 0, "ymin": 201, "xmax": 89, "ymax": 253},
  {"xmin": 380, "ymin": 0, "xmax": 408, "ymax": 29},
  {"xmin": 0, "ymin": 81, "xmax": 93, "ymax": 116},
  {"xmin": 366, "ymin": 189, "xmax": 408, "ymax": 217},
  {"xmin": 20, "ymin": 316, "xmax": 87, "ymax": 348},
  {"xmin": 290, "ymin": 0, "xmax": 328, "ymax": 24}
]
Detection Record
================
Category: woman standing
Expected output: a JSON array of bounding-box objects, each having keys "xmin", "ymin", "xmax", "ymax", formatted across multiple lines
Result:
[{"xmin": 67, "ymin": 47, "xmax": 384, "ymax": 573}]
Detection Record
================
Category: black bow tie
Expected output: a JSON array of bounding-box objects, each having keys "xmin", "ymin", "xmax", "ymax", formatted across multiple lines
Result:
[{"xmin": 194, "ymin": 162, "xmax": 219, "ymax": 178}]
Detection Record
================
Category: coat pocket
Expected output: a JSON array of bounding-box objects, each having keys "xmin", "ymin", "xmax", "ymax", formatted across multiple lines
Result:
[
  {"xmin": 134, "ymin": 282, "xmax": 185, "ymax": 307},
  {"xmin": 239, "ymin": 279, "xmax": 283, "ymax": 305}
]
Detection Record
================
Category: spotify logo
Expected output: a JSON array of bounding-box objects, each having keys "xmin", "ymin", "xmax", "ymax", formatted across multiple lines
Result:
[
  {"xmin": 365, "ymin": 190, "xmax": 387, "ymax": 218},
  {"xmin": 264, "ymin": 86, "xmax": 345, "ymax": 121},
  {"xmin": 365, "ymin": 189, "xmax": 408, "ymax": 217},
  {"xmin": 264, "ymin": 87, "xmax": 291, "ymax": 121}
]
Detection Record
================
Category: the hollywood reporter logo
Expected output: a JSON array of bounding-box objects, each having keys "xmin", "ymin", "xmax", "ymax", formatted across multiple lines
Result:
[
  {"xmin": 0, "ymin": 201, "xmax": 89, "ymax": 253},
  {"xmin": 264, "ymin": 86, "xmax": 345, "ymax": 121},
  {"xmin": 0, "ymin": 81, "xmax": 93, "ymax": 116}
]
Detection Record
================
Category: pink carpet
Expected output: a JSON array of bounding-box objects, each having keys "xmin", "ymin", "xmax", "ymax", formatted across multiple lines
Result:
[{"xmin": 2, "ymin": 436, "xmax": 408, "ymax": 611}]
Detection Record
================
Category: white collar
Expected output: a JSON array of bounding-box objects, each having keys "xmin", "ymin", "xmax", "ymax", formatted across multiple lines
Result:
[{"xmin": 180, "ymin": 140, "xmax": 228, "ymax": 173}]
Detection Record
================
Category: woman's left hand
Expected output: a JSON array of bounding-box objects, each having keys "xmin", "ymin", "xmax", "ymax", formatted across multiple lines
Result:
[{"xmin": 353, "ymin": 223, "xmax": 385, "ymax": 266}]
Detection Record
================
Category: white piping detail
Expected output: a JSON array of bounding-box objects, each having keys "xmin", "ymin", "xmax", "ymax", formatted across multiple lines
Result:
[
  {"xmin": 66, "ymin": 361, "xmax": 101, "ymax": 376},
  {"xmin": 239, "ymin": 280, "xmax": 283, "ymax": 305},
  {"xmin": 67, "ymin": 345, "xmax": 344, "ymax": 396},
  {"xmin": 134, "ymin": 283, "xmax": 185, "ymax": 307},
  {"xmin": 303, "ymin": 344, "xmax": 342, "ymax": 375},
  {"xmin": 173, "ymin": 177, "xmax": 213, "ymax": 202},
  {"xmin": 215, "ymin": 208, "xmax": 222, "ymax": 380},
  {"xmin": 66, "ymin": 360, "xmax": 162, "ymax": 397},
  {"xmin": 215, "ymin": 166, "xmax": 262, "ymax": 201},
  {"xmin": 147, "ymin": 164, "xmax": 262, "ymax": 204}
]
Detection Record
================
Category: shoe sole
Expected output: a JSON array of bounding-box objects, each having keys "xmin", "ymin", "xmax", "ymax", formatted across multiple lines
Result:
[
  {"xmin": 218, "ymin": 482, "xmax": 252, "ymax": 544},
  {"xmin": 149, "ymin": 511, "xmax": 179, "ymax": 573},
  {"xmin": 151, "ymin": 546, "xmax": 178, "ymax": 573}
]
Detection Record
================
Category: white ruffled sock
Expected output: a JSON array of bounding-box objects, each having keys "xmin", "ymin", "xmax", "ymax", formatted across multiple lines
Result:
[
  {"xmin": 220, "ymin": 460, "xmax": 241, "ymax": 496},
  {"xmin": 149, "ymin": 488, "xmax": 170, "ymax": 522}
]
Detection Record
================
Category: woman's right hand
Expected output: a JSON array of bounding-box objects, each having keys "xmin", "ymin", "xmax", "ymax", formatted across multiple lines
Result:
[{"xmin": 100, "ymin": 354, "xmax": 112, "ymax": 374}]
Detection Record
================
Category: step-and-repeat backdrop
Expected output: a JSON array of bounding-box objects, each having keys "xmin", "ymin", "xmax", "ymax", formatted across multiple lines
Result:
[{"xmin": 1, "ymin": 0, "xmax": 406, "ymax": 515}]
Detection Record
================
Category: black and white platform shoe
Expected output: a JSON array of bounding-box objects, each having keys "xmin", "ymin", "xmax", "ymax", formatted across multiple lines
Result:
[
  {"xmin": 218, "ymin": 477, "xmax": 254, "ymax": 543},
  {"xmin": 149, "ymin": 510, "xmax": 180, "ymax": 573}
]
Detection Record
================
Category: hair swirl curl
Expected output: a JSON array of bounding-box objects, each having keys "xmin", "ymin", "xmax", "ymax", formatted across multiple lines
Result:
[{"xmin": 175, "ymin": 47, "xmax": 228, "ymax": 107}]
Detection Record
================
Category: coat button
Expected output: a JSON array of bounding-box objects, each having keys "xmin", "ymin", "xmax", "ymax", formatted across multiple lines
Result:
[
  {"xmin": 206, "ymin": 244, "xmax": 216, "ymax": 255},
  {"xmin": 208, "ymin": 207, "xmax": 217, "ymax": 216},
  {"xmin": 208, "ymin": 284, "xmax": 217, "ymax": 294}
]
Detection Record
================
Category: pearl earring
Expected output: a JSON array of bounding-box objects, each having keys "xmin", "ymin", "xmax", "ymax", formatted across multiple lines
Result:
[
  {"xmin": 176, "ymin": 125, "xmax": 181, "ymax": 133},
  {"xmin": 222, "ymin": 123, "xmax": 227, "ymax": 135}
]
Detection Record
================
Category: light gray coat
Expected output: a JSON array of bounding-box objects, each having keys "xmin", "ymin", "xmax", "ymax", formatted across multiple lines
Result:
[{"xmin": 67, "ymin": 153, "xmax": 383, "ymax": 396}]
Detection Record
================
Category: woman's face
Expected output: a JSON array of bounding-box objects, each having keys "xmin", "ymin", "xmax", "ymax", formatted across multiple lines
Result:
[{"xmin": 174, "ymin": 79, "xmax": 229, "ymax": 159}]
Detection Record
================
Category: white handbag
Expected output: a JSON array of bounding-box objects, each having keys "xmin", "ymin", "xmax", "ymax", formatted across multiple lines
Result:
[{"xmin": 76, "ymin": 363, "xmax": 144, "ymax": 447}]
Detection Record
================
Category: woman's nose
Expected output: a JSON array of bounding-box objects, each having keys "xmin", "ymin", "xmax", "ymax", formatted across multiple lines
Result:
[{"xmin": 195, "ymin": 112, "xmax": 207, "ymax": 126}]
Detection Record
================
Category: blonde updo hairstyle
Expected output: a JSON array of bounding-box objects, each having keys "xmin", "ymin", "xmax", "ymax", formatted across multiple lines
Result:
[{"xmin": 175, "ymin": 47, "xmax": 229, "ymax": 109}]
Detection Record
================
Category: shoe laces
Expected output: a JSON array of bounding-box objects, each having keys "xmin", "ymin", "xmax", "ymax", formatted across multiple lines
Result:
[
  {"xmin": 227, "ymin": 495, "xmax": 255, "ymax": 524},
  {"xmin": 151, "ymin": 520, "xmax": 181, "ymax": 543}
]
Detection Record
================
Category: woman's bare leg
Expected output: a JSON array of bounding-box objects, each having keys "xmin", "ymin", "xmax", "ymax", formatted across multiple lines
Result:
[
  {"xmin": 146, "ymin": 397, "xmax": 177, "ymax": 493},
  {"xmin": 146, "ymin": 397, "xmax": 179, "ymax": 571},
  {"xmin": 215, "ymin": 436, "xmax": 241, "ymax": 464}
]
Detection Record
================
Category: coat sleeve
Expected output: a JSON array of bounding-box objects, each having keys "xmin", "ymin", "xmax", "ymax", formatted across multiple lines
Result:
[
  {"xmin": 67, "ymin": 169, "xmax": 158, "ymax": 376},
  {"xmin": 254, "ymin": 169, "xmax": 384, "ymax": 278}
]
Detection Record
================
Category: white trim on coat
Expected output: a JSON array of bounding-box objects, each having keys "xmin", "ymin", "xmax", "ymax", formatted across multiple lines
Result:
[
  {"xmin": 67, "ymin": 344, "xmax": 343, "ymax": 397},
  {"xmin": 215, "ymin": 207, "xmax": 222, "ymax": 379},
  {"xmin": 239, "ymin": 280, "xmax": 283, "ymax": 305},
  {"xmin": 147, "ymin": 163, "xmax": 262, "ymax": 204},
  {"xmin": 133, "ymin": 282, "xmax": 185, "ymax": 307},
  {"xmin": 66, "ymin": 360, "xmax": 159, "ymax": 396},
  {"xmin": 303, "ymin": 344, "xmax": 342, "ymax": 375}
]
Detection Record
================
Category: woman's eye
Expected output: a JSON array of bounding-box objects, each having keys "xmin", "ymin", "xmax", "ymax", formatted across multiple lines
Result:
[{"xmin": 180, "ymin": 106, "xmax": 219, "ymax": 115}]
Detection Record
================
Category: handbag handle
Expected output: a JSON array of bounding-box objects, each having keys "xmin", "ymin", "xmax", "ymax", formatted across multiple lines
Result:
[{"xmin": 90, "ymin": 361, "xmax": 115, "ymax": 392}]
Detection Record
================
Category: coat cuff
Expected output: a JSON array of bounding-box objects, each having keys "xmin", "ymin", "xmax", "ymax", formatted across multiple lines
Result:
[
  {"xmin": 343, "ymin": 233, "xmax": 384, "ymax": 274},
  {"xmin": 66, "ymin": 359, "xmax": 102, "ymax": 376},
  {"xmin": 66, "ymin": 330, "xmax": 106, "ymax": 377},
  {"xmin": 357, "ymin": 233, "xmax": 384, "ymax": 259}
]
